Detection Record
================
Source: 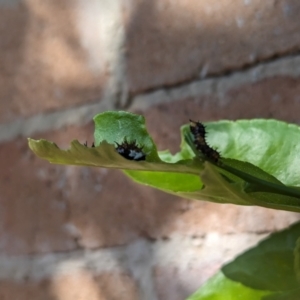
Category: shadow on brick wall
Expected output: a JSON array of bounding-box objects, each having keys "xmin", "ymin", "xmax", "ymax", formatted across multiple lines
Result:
[{"xmin": 2, "ymin": 0, "xmax": 300, "ymax": 299}]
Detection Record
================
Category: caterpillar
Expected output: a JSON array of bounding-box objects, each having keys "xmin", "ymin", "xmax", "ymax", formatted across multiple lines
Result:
[
  {"xmin": 115, "ymin": 139, "xmax": 146, "ymax": 161},
  {"xmin": 189, "ymin": 120, "xmax": 220, "ymax": 163}
]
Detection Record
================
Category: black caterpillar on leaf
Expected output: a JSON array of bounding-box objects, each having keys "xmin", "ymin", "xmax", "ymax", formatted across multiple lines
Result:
[
  {"xmin": 115, "ymin": 139, "xmax": 146, "ymax": 161},
  {"xmin": 189, "ymin": 120, "xmax": 220, "ymax": 163}
]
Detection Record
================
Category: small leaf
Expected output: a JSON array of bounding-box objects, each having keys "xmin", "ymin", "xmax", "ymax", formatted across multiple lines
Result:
[
  {"xmin": 186, "ymin": 272, "xmax": 271, "ymax": 300},
  {"xmin": 93, "ymin": 111, "xmax": 160, "ymax": 161}
]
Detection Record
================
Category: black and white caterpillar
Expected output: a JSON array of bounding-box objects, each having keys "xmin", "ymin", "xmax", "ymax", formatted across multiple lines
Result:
[{"xmin": 115, "ymin": 139, "xmax": 146, "ymax": 161}]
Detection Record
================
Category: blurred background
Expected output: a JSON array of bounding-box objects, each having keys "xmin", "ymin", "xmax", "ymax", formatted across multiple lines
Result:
[{"xmin": 1, "ymin": 0, "xmax": 300, "ymax": 299}]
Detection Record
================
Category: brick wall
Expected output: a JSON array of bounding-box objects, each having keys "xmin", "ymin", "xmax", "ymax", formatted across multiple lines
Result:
[{"xmin": 1, "ymin": 0, "xmax": 300, "ymax": 299}]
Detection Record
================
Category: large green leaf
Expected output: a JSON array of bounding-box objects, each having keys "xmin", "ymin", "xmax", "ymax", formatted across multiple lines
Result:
[
  {"xmin": 262, "ymin": 289, "xmax": 300, "ymax": 300},
  {"xmin": 125, "ymin": 119, "xmax": 300, "ymax": 211},
  {"xmin": 293, "ymin": 237, "xmax": 300, "ymax": 283},
  {"xmin": 28, "ymin": 111, "xmax": 300, "ymax": 212},
  {"xmin": 188, "ymin": 222, "xmax": 300, "ymax": 300},
  {"xmin": 222, "ymin": 222, "xmax": 300, "ymax": 292}
]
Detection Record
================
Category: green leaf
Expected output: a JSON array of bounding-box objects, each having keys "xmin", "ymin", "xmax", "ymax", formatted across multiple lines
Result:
[
  {"xmin": 203, "ymin": 119, "xmax": 300, "ymax": 187},
  {"xmin": 188, "ymin": 223, "xmax": 300, "ymax": 300},
  {"xmin": 262, "ymin": 289, "xmax": 300, "ymax": 300},
  {"xmin": 93, "ymin": 111, "xmax": 160, "ymax": 161},
  {"xmin": 186, "ymin": 272, "xmax": 271, "ymax": 300},
  {"xmin": 125, "ymin": 170, "xmax": 203, "ymax": 193},
  {"xmin": 28, "ymin": 111, "xmax": 203, "ymax": 174},
  {"xmin": 222, "ymin": 222, "xmax": 300, "ymax": 292},
  {"xmin": 294, "ymin": 237, "xmax": 300, "ymax": 283},
  {"xmin": 28, "ymin": 112, "xmax": 300, "ymax": 212}
]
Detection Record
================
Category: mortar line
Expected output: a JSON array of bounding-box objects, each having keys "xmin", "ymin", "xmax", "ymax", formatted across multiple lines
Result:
[
  {"xmin": 0, "ymin": 100, "xmax": 114, "ymax": 143},
  {"xmin": 0, "ymin": 238, "xmax": 160, "ymax": 299},
  {"xmin": 0, "ymin": 233, "xmax": 269, "ymax": 281},
  {"xmin": 1, "ymin": 54, "xmax": 300, "ymax": 143},
  {"xmin": 129, "ymin": 53, "xmax": 300, "ymax": 111},
  {"xmin": 127, "ymin": 49, "xmax": 300, "ymax": 100}
]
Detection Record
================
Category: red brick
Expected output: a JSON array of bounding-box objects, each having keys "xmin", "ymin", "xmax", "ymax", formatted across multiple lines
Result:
[
  {"xmin": 0, "ymin": 280, "xmax": 53, "ymax": 300},
  {"xmin": 152, "ymin": 202, "xmax": 300, "ymax": 236},
  {"xmin": 152, "ymin": 231, "xmax": 271, "ymax": 300},
  {"xmin": 0, "ymin": 0, "xmax": 106, "ymax": 123},
  {"xmin": 0, "ymin": 123, "xmax": 95, "ymax": 254},
  {"xmin": 51, "ymin": 271, "xmax": 139, "ymax": 300},
  {"xmin": 124, "ymin": 0, "xmax": 300, "ymax": 93},
  {"xmin": 154, "ymin": 265, "xmax": 209, "ymax": 300},
  {"xmin": 0, "ymin": 271, "xmax": 138, "ymax": 300},
  {"xmin": 67, "ymin": 167, "xmax": 188, "ymax": 248},
  {"xmin": 95, "ymin": 273, "xmax": 139, "ymax": 300}
]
